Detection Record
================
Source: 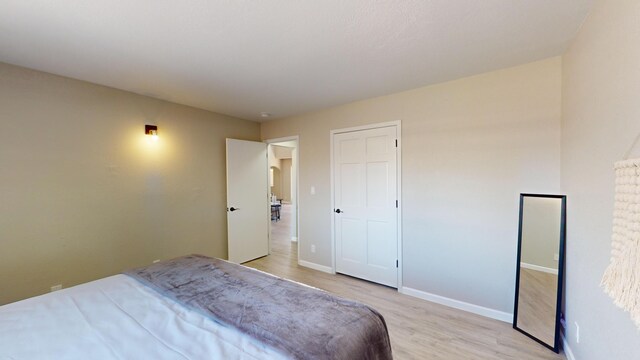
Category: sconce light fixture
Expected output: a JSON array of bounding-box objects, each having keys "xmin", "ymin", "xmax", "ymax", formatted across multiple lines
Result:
[{"xmin": 145, "ymin": 125, "xmax": 158, "ymax": 141}]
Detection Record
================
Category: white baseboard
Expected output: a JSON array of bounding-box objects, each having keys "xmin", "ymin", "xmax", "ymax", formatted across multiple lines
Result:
[
  {"xmin": 291, "ymin": 236, "xmax": 298, "ymax": 242},
  {"xmin": 400, "ymin": 286, "xmax": 513, "ymax": 323},
  {"xmin": 298, "ymin": 260, "xmax": 333, "ymax": 274},
  {"xmin": 562, "ymin": 333, "xmax": 576, "ymax": 360},
  {"xmin": 521, "ymin": 262, "xmax": 559, "ymax": 275}
]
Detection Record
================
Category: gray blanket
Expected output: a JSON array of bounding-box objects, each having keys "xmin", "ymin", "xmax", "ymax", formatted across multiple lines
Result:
[{"xmin": 124, "ymin": 255, "xmax": 392, "ymax": 360}]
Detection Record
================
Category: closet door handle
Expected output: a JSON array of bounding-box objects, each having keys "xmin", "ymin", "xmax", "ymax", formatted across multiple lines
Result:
[
  {"xmin": 334, "ymin": 209, "xmax": 343, "ymax": 214},
  {"xmin": 228, "ymin": 207, "xmax": 240, "ymax": 212}
]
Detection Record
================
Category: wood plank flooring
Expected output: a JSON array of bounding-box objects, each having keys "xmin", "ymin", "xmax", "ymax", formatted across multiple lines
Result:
[
  {"xmin": 246, "ymin": 205, "xmax": 566, "ymax": 360},
  {"xmin": 516, "ymin": 268, "xmax": 558, "ymax": 346}
]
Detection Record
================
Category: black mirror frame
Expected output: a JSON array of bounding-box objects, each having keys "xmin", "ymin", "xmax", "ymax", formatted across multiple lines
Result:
[{"xmin": 513, "ymin": 193, "xmax": 566, "ymax": 353}]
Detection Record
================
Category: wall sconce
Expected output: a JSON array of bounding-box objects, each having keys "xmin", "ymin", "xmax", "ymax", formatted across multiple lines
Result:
[{"xmin": 145, "ymin": 125, "xmax": 158, "ymax": 141}]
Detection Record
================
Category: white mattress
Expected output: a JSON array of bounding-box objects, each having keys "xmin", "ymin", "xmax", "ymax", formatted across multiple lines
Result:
[{"xmin": 0, "ymin": 275, "xmax": 288, "ymax": 360}]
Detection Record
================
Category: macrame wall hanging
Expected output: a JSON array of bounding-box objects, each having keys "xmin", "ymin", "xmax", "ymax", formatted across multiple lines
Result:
[{"xmin": 601, "ymin": 132, "xmax": 640, "ymax": 329}]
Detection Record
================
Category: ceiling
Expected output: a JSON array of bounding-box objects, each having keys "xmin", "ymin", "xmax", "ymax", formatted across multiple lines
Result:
[{"xmin": 0, "ymin": 1, "xmax": 594, "ymax": 122}]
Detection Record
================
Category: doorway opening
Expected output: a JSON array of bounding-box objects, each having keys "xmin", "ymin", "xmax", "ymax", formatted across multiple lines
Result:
[{"xmin": 266, "ymin": 137, "xmax": 299, "ymax": 264}]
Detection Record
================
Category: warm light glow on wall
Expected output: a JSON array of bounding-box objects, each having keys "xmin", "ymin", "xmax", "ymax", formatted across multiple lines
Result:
[{"xmin": 132, "ymin": 123, "xmax": 171, "ymax": 165}]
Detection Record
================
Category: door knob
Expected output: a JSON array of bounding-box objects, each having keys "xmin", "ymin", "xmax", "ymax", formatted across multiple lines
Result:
[
  {"xmin": 334, "ymin": 209, "xmax": 343, "ymax": 214},
  {"xmin": 228, "ymin": 207, "xmax": 240, "ymax": 212}
]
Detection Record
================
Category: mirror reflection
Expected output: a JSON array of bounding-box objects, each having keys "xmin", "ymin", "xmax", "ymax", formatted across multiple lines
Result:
[{"xmin": 514, "ymin": 194, "xmax": 565, "ymax": 352}]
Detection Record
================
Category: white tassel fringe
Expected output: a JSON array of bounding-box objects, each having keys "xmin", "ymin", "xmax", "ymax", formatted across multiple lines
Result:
[{"xmin": 601, "ymin": 158, "xmax": 640, "ymax": 329}]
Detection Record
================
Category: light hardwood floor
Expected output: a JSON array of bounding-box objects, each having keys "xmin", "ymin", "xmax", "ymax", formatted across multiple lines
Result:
[
  {"xmin": 246, "ymin": 205, "xmax": 566, "ymax": 359},
  {"xmin": 516, "ymin": 268, "xmax": 558, "ymax": 346}
]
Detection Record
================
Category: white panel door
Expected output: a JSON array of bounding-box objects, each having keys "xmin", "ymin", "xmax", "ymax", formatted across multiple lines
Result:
[
  {"xmin": 334, "ymin": 126, "xmax": 398, "ymax": 287},
  {"xmin": 226, "ymin": 139, "xmax": 269, "ymax": 263}
]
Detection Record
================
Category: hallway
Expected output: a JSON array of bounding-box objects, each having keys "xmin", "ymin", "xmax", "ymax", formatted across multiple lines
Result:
[
  {"xmin": 257, "ymin": 203, "xmax": 299, "ymax": 278},
  {"xmin": 270, "ymin": 203, "xmax": 296, "ymax": 258}
]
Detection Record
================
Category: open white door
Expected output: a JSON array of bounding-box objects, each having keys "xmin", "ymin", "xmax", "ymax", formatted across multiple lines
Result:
[
  {"xmin": 333, "ymin": 126, "xmax": 398, "ymax": 287},
  {"xmin": 226, "ymin": 139, "xmax": 269, "ymax": 263}
]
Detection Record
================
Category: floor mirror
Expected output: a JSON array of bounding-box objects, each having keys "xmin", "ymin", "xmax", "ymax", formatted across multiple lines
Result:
[{"xmin": 513, "ymin": 193, "xmax": 566, "ymax": 353}]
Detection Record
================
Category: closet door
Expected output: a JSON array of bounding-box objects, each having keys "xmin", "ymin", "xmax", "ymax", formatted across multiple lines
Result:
[{"xmin": 333, "ymin": 126, "xmax": 398, "ymax": 287}]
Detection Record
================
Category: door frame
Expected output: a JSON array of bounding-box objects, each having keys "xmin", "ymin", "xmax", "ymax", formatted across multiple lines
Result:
[
  {"xmin": 330, "ymin": 120, "xmax": 403, "ymax": 289},
  {"xmin": 264, "ymin": 135, "xmax": 300, "ymax": 262}
]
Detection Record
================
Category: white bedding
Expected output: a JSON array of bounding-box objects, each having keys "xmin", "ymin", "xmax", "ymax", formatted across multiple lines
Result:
[{"xmin": 0, "ymin": 275, "xmax": 288, "ymax": 360}]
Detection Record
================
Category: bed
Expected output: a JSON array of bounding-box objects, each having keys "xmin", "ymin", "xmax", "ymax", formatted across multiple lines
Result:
[{"xmin": 0, "ymin": 255, "xmax": 392, "ymax": 359}]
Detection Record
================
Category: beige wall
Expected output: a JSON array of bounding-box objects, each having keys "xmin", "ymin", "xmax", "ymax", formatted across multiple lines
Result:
[
  {"xmin": 261, "ymin": 57, "xmax": 562, "ymax": 313},
  {"xmin": 269, "ymin": 145, "xmax": 295, "ymax": 200},
  {"xmin": 268, "ymin": 145, "xmax": 282, "ymax": 198},
  {"xmin": 268, "ymin": 143, "xmax": 281, "ymax": 170},
  {"xmin": 562, "ymin": 0, "xmax": 640, "ymax": 358},
  {"xmin": 0, "ymin": 62, "xmax": 260, "ymax": 305},
  {"xmin": 281, "ymin": 159, "xmax": 292, "ymax": 203},
  {"xmin": 521, "ymin": 197, "xmax": 562, "ymax": 270}
]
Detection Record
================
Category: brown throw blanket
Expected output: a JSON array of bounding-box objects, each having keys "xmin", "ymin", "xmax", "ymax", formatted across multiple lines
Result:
[{"xmin": 124, "ymin": 255, "xmax": 392, "ymax": 360}]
